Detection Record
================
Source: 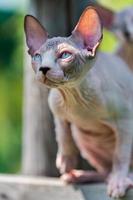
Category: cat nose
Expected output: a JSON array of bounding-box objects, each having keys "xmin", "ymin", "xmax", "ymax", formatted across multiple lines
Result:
[{"xmin": 39, "ymin": 66, "xmax": 51, "ymax": 75}]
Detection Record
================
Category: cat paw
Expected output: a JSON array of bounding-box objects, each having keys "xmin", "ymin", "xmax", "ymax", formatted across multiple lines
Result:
[
  {"xmin": 56, "ymin": 154, "xmax": 77, "ymax": 174},
  {"xmin": 61, "ymin": 170, "xmax": 106, "ymax": 183},
  {"xmin": 107, "ymin": 174, "xmax": 133, "ymax": 198},
  {"xmin": 61, "ymin": 170, "xmax": 86, "ymax": 183}
]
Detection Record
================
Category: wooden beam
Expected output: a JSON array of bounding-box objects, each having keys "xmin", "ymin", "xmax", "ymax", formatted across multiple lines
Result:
[{"xmin": 0, "ymin": 175, "xmax": 132, "ymax": 200}]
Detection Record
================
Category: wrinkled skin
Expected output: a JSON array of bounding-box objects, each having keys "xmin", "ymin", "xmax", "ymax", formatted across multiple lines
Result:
[{"xmin": 24, "ymin": 7, "xmax": 133, "ymax": 198}]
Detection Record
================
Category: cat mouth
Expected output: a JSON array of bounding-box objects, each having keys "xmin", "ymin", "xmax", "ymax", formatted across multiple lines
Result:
[
  {"xmin": 36, "ymin": 72, "xmax": 59, "ymax": 86},
  {"xmin": 36, "ymin": 72, "xmax": 67, "ymax": 87},
  {"xmin": 45, "ymin": 74, "xmax": 66, "ymax": 84},
  {"xmin": 43, "ymin": 76, "xmax": 63, "ymax": 87}
]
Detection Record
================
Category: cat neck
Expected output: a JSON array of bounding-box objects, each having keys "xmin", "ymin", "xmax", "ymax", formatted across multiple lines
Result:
[
  {"xmin": 57, "ymin": 75, "xmax": 86, "ymax": 103},
  {"xmin": 57, "ymin": 73, "xmax": 98, "ymax": 107}
]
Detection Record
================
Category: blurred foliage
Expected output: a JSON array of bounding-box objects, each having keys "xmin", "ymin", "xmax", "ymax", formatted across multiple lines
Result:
[
  {"xmin": 0, "ymin": 10, "xmax": 23, "ymax": 173},
  {"xmin": 0, "ymin": 0, "xmax": 132, "ymax": 173}
]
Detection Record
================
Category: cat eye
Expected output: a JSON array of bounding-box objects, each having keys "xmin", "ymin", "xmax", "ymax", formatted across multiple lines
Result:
[
  {"xmin": 59, "ymin": 51, "xmax": 72, "ymax": 60},
  {"xmin": 32, "ymin": 53, "xmax": 42, "ymax": 63}
]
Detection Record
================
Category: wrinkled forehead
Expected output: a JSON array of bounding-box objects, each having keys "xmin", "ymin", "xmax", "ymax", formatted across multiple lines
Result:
[{"xmin": 39, "ymin": 37, "xmax": 76, "ymax": 53}]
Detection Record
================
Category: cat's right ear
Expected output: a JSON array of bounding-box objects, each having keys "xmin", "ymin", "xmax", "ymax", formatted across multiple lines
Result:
[{"xmin": 24, "ymin": 15, "xmax": 48, "ymax": 56}]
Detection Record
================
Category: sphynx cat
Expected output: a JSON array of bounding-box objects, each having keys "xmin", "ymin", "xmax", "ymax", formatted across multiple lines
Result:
[{"xmin": 24, "ymin": 7, "xmax": 133, "ymax": 198}]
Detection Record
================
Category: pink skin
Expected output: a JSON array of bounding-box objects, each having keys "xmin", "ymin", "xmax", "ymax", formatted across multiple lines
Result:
[{"xmin": 24, "ymin": 7, "xmax": 133, "ymax": 198}]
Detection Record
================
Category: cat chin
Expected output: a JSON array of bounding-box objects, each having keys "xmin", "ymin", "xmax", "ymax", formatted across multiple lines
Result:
[
  {"xmin": 36, "ymin": 73, "xmax": 77, "ymax": 88},
  {"xmin": 35, "ymin": 73, "xmax": 59, "ymax": 87},
  {"xmin": 46, "ymin": 70, "xmax": 64, "ymax": 81},
  {"xmin": 42, "ymin": 78, "xmax": 61, "ymax": 88}
]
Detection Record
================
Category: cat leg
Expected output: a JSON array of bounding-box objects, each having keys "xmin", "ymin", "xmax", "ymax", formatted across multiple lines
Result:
[
  {"xmin": 55, "ymin": 118, "xmax": 79, "ymax": 174},
  {"xmin": 61, "ymin": 169, "xmax": 108, "ymax": 183},
  {"xmin": 61, "ymin": 124, "xmax": 111, "ymax": 184},
  {"xmin": 107, "ymin": 119, "xmax": 133, "ymax": 198}
]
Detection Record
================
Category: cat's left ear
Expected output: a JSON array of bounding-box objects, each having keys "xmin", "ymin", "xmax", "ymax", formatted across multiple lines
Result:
[
  {"xmin": 72, "ymin": 7, "xmax": 102, "ymax": 56},
  {"xmin": 24, "ymin": 15, "xmax": 48, "ymax": 56}
]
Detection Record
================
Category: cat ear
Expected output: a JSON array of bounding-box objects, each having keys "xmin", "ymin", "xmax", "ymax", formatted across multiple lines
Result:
[
  {"xmin": 72, "ymin": 7, "xmax": 102, "ymax": 56},
  {"xmin": 94, "ymin": 4, "xmax": 115, "ymax": 29},
  {"xmin": 24, "ymin": 15, "xmax": 48, "ymax": 55}
]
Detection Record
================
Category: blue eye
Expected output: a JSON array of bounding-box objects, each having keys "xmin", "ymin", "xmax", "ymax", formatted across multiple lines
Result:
[
  {"xmin": 33, "ymin": 54, "xmax": 42, "ymax": 62},
  {"xmin": 60, "ymin": 51, "xmax": 72, "ymax": 59}
]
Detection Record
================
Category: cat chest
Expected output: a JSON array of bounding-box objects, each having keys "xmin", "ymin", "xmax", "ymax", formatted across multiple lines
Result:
[
  {"xmin": 57, "ymin": 99, "xmax": 108, "ymax": 124},
  {"xmin": 49, "ymin": 89, "xmax": 109, "ymax": 124}
]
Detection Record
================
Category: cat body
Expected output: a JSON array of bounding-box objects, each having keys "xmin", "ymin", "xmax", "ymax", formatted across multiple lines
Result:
[
  {"xmin": 24, "ymin": 7, "xmax": 133, "ymax": 198},
  {"xmin": 49, "ymin": 50, "xmax": 133, "ymax": 174}
]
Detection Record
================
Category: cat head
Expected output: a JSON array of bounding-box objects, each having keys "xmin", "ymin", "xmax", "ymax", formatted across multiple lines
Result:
[
  {"xmin": 95, "ymin": 4, "xmax": 133, "ymax": 43},
  {"xmin": 24, "ymin": 7, "xmax": 102, "ymax": 88}
]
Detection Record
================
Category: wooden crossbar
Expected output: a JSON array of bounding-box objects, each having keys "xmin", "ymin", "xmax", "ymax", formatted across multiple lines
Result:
[{"xmin": 0, "ymin": 174, "xmax": 132, "ymax": 200}]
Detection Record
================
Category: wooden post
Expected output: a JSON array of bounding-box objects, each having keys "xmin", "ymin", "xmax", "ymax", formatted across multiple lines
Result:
[
  {"xmin": 22, "ymin": 0, "xmax": 96, "ymax": 176},
  {"xmin": 22, "ymin": 0, "xmax": 67, "ymax": 176}
]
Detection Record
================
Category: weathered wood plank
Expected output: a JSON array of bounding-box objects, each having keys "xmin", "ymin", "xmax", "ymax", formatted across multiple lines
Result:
[{"xmin": 0, "ymin": 175, "xmax": 132, "ymax": 200}]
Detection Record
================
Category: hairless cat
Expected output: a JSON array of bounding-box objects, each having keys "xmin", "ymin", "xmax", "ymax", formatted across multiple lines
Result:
[{"xmin": 24, "ymin": 7, "xmax": 133, "ymax": 198}]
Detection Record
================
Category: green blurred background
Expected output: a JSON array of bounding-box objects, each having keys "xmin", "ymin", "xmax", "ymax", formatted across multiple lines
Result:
[
  {"xmin": 0, "ymin": 0, "xmax": 132, "ymax": 173},
  {"xmin": 0, "ymin": 0, "xmax": 26, "ymax": 173}
]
